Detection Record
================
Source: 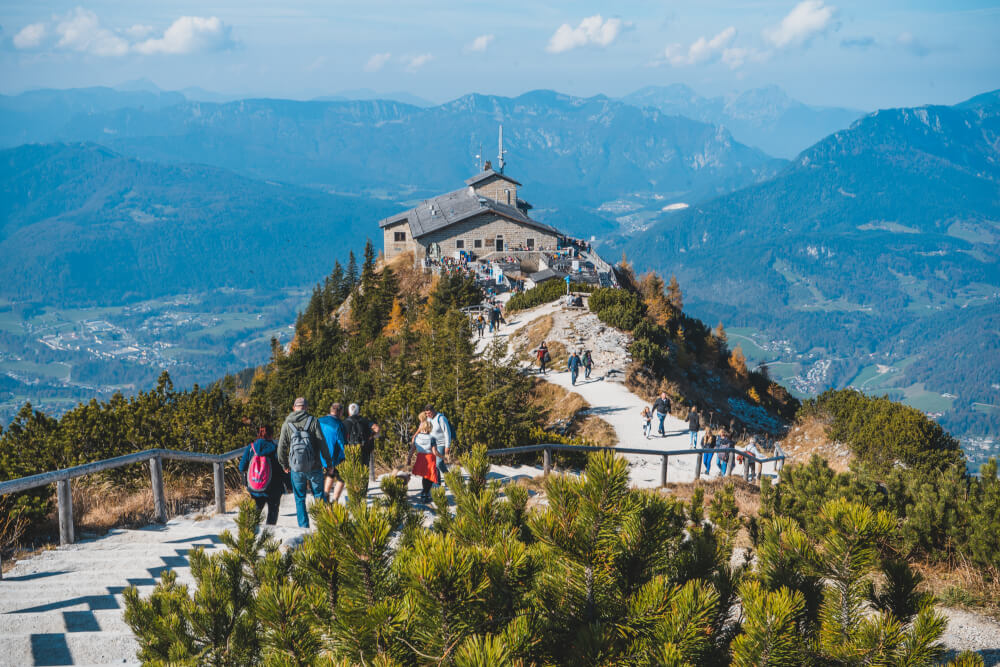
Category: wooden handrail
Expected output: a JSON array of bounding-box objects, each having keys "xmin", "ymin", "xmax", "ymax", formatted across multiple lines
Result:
[
  {"xmin": 0, "ymin": 441, "xmax": 784, "ymax": 576},
  {"xmin": 0, "ymin": 446, "xmax": 245, "ymax": 556},
  {"xmin": 485, "ymin": 443, "xmax": 784, "ymax": 482}
]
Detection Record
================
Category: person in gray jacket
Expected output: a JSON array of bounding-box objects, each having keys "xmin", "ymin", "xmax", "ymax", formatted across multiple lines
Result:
[
  {"xmin": 278, "ymin": 397, "xmax": 330, "ymax": 527},
  {"xmin": 686, "ymin": 407, "xmax": 701, "ymax": 448}
]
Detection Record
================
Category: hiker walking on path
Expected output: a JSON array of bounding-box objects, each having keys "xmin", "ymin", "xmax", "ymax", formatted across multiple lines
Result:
[
  {"xmin": 743, "ymin": 436, "xmax": 762, "ymax": 482},
  {"xmin": 407, "ymin": 418, "xmax": 441, "ymax": 503},
  {"xmin": 582, "ymin": 350, "xmax": 594, "ymax": 379},
  {"xmin": 701, "ymin": 429, "xmax": 718, "ymax": 476},
  {"xmin": 318, "ymin": 402, "xmax": 347, "ymax": 503},
  {"xmin": 343, "ymin": 403, "xmax": 380, "ymax": 498},
  {"xmin": 536, "ymin": 342, "xmax": 550, "ymax": 375},
  {"xmin": 239, "ymin": 425, "xmax": 283, "ymax": 525},
  {"xmin": 278, "ymin": 397, "xmax": 331, "ymax": 528},
  {"xmin": 686, "ymin": 406, "xmax": 701, "ymax": 448},
  {"xmin": 476, "ymin": 314, "xmax": 486, "ymax": 338},
  {"xmin": 717, "ymin": 429, "xmax": 732, "ymax": 475},
  {"xmin": 652, "ymin": 392, "xmax": 672, "ymax": 437},
  {"xmin": 425, "ymin": 404, "xmax": 452, "ymax": 484},
  {"xmin": 641, "ymin": 406, "xmax": 652, "ymax": 439},
  {"xmin": 568, "ymin": 350, "xmax": 582, "ymax": 386}
]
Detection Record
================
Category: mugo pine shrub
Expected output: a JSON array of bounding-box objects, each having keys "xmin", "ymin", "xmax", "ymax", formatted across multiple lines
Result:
[{"xmin": 124, "ymin": 446, "xmax": 979, "ymax": 665}]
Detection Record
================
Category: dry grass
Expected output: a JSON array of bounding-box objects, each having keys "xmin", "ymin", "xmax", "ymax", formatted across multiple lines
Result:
[
  {"xmin": 780, "ymin": 414, "xmax": 852, "ymax": 472},
  {"xmin": 574, "ymin": 415, "xmax": 619, "ymax": 446},
  {"xmin": 529, "ymin": 378, "xmax": 589, "ymax": 426},
  {"xmin": 70, "ymin": 471, "xmax": 238, "ymax": 535},
  {"xmin": 383, "ymin": 251, "xmax": 435, "ymax": 299},
  {"xmin": 915, "ymin": 560, "xmax": 1000, "ymax": 620},
  {"xmin": 513, "ymin": 314, "xmax": 554, "ymax": 363}
]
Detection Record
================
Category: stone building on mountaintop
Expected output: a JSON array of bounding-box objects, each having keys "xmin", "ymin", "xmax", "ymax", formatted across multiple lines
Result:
[{"xmin": 379, "ymin": 160, "xmax": 563, "ymax": 264}]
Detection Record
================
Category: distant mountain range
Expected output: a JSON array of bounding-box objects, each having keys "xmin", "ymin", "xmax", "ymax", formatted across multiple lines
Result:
[
  {"xmin": 0, "ymin": 143, "xmax": 393, "ymax": 304},
  {"xmin": 619, "ymin": 89, "xmax": 1000, "ymax": 439},
  {"xmin": 0, "ymin": 87, "xmax": 785, "ymax": 239},
  {"xmin": 622, "ymin": 84, "xmax": 864, "ymax": 158}
]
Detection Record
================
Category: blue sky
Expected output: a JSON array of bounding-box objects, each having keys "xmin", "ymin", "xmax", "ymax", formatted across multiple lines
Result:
[{"xmin": 1, "ymin": 0, "xmax": 998, "ymax": 110}]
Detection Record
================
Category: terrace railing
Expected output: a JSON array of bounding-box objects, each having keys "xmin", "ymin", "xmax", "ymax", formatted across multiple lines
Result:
[
  {"xmin": 485, "ymin": 442, "xmax": 785, "ymax": 485},
  {"xmin": 0, "ymin": 442, "xmax": 784, "ymax": 578}
]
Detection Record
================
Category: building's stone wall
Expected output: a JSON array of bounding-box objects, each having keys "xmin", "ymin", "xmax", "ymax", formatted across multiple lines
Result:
[
  {"xmin": 382, "ymin": 220, "xmax": 417, "ymax": 261},
  {"xmin": 415, "ymin": 212, "xmax": 559, "ymax": 260},
  {"xmin": 472, "ymin": 175, "xmax": 518, "ymax": 206}
]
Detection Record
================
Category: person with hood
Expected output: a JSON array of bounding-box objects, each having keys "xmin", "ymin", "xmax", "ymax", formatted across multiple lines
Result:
[
  {"xmin": 686, "ymin": 406, "xmax": 701, "ymax": 448},
  {"xmin": 278, "ymin": 397, "xmax": 331, "ymax": 528},
  {"xmin": 567, "ymin": 350, "xmax": 582, "ymax": 386},
  {"xmin": 238, "ymin": 425, "xmax": 283, "ymax": 525},
  {"xmin": 318, "ymin": 402, "xmax": 347, "ymax": 503}
]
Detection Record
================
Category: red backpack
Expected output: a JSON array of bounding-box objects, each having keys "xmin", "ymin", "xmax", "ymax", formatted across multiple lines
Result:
[{"xmin": 247, "ymin": 441, "xmax": 272, "ymax": 492}]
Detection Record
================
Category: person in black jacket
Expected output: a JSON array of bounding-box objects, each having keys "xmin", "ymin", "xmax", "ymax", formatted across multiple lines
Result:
[
  {"xmin": 239, "ymin": 426, "xmax": 283, "ymax": 525},
  {"xmin": 652, "ymin": 392, "xmax": 671, "ymax": 437},
  {"xmin": 686, "ymin": 407, "xmax": 701, "ymax": 448}
]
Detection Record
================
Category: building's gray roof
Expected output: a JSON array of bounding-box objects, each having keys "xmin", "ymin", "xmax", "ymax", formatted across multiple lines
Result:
[
  {"xmin": 379, "ymin": 186, "xmax": 560, "ymax": 239},
  {"xmin": 529, "ymin": 268, "xmax": 564, "ymax": 283},
  {"xmin": 465, "ymin": 169, "xmax": 522, "ymax": 187}
]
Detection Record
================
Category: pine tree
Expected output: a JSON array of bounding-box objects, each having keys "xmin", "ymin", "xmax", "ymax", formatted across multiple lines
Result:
[{"xmin": 666, "ymin": 274, "xmax": 684, "ymax": 312}]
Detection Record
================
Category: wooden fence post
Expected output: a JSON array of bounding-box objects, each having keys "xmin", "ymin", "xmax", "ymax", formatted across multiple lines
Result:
[
  {"xmin": 57, "ymin": 478, "xmax": 74, "ymax": 545},
  {"xmin": 150, "ymin": 456, "xmax": 166, "ymax": 523},
  {"xmin": 743, "ymin": 455, "xmax": 751, "ymax": 481},
  {"xmin": 660, "ymin": 455, "xmax": 669, "ymax": 487},
  {"xmin": 727, "ymin": 452, "xmax": 736, "ymax": 477},
  {"xmin": 693, "ymin": 451, "xmax": 702, "ymax": 481},
  {"xmin": 213, "ymin": 462, "xmax": 226, "ymax": 514},
  {"xmin": 543, "ymin": 448, "xmax": 551, "ymax": 476}
]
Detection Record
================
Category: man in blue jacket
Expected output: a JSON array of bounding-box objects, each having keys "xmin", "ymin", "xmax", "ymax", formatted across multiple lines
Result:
[
  {"xmin": 567, "ymin": 350, "xmax": 582, "ymax": 386},
  {"xmin": 319, "ymin": 402, "xmax": 347, "ymax": 503}
]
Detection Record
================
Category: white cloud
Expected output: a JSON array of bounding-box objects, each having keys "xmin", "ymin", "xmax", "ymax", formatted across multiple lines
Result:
[
  {"xmin": 364, "ymin": 51, "xmax": 391, "ymax": 72},
  {"xmin": 547, "ymin": 15, "xmax": 623, "ymax": 54},
  {"xmin": 124, "ymin": 24, "xmax": 154, "ymax": 40},
  {"xmin": 465, "ymin": 34, "xmax": 494, "ymax": 53},
  {"xmin": 764, "ymin": 0, "xmax": 835, "ymax": 48},
  {"xmin": 13, "ymin": 22, "xmax": 47, "ymax": 49},
  {"xmin": 402, "ymin": 53, "xmax": 433, "ymax": 72},
  {"xmin": 55, "ymin": 7, "xmax": 129, "ymax": 56},
  {"xmin": 134, "ymin": 16, "xmax": 233, "ymax": 55},
  {"xmin": 664, "ymin": 26, "xmax": 736, "ymax": 66}
]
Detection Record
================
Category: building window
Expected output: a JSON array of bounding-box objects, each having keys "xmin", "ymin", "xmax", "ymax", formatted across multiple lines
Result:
[
  {"xmin": 456, "ymin": 239, "xmax": 465, "ymax": 249},
  {"xmin": 505, "ymin": 189, "xmax": 511, "ymax": 205},
  {"xmin": 474, "ymin": 239, "xmax": 482, "ymax": 248},
  {"xmin": 485, "ymin": 238, "xmax": 494, "ymax": 248},
  {"xmin": 394, "ymin": 231, "xmax": 406, "ymax": 242},
  {"xmin": 495, "ymin": 235, "xmax": 504, "ymax": 252},
  {"xmin": 526, "ymin": 238, "xmax": 535, "ymax": 249}
]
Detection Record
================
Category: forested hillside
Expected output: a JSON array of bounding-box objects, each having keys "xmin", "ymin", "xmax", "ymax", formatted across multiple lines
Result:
[
  {"xmin": 620, "ymin": 91, "xmax": 1000, "ymax": 444},
  {"xmin": 0, "ymin": 142, "xmax": 393, "ymax": 304}
]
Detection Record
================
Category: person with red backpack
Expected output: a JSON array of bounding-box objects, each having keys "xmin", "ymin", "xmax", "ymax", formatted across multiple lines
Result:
[{"xmin": 238, "ymin": 425, "xmax": 283, "ymax": 525}]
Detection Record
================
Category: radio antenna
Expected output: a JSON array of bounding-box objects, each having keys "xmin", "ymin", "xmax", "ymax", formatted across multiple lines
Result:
[{"xmin": 497, "ymin": 124, "xmax": 506, "ymax": 174}]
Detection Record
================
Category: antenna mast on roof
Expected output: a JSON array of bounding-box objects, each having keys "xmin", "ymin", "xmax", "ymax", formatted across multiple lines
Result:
[{"xmin": 497, "ymin": 124, "xmax": 506, "ymax": 174}]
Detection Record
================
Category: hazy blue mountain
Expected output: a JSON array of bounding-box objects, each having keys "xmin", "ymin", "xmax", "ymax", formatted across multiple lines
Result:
[
  {"xmin": 619, "ymin": 91, "xmax": 1000, "ymax": 438},
  {"xmin": 0, "ymin": 143, "xmax": 394, "ymax": 305},
  {"xmin": 622, "ymin": 84, "xmax": 864, "ymax": 158},
  {"xmin": 0, "ymin": 89, "xmax": 784, "ymax": 238},
  {"xmin": 0, "ymin": 87, "xmax": 186, "ymax": 147},
  {"xmin": 315, "ymin": 88, "xmax": 437, "ymax": 107}
]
